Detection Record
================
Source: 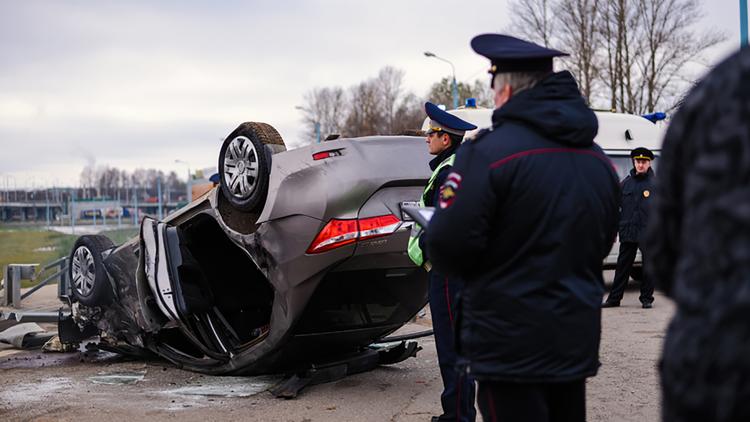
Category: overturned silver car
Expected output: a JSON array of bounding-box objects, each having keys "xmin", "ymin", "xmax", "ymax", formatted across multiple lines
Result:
[{"xmin": 65, "ymin": 122, "xmax": 431, "ymax": 376}]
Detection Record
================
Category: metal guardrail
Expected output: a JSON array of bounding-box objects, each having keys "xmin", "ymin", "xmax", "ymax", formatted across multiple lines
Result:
[{"xmin": 1, "ymin": 256, "xmax": 69, "ymax": 308}]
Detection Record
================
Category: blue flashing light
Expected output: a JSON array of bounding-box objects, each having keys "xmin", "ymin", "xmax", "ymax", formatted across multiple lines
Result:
[
  {"xmin": 641, "ymin": 112, "xmax": 667, "ymax": 123},
  {"xmin": 465, "ymin": 98, "xmax": 477, "ymax": 108}
]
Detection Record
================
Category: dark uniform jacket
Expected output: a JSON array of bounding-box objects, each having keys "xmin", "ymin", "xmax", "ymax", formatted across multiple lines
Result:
[
  {"xmin": 426, "ymin": 71, "xmax": 620, "ymax": 382},
  {"xmin": 618, "ymin": 168, "xmax": 654, "ymax": 243},
  {"xmin": 646, "ymin": 48, "xmax": 750, "ymax": 420}
]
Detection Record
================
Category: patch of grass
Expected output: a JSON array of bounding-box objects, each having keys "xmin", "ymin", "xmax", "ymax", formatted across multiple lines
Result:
[
  {"xmin": 0, "ymin": 223, "xmax": 55, "ymax": 232},
  {"xmin": 103, "ymin": 228, "xmax": 139, "ymax": 245},
  {"xmin": 0, "ymin": 225, "xmax": 138, "ymax": 289},
  {"xmin": 0, "ymin": 228, "xmax": 77, "ymax": 288}
]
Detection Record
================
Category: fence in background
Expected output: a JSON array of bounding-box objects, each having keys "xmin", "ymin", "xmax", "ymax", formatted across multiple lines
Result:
[{"xmin": 1, "ymin": 256, "xmax": 69, "ymax": 308}]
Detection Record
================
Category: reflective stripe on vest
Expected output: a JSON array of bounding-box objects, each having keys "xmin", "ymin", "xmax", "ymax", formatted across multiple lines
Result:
[{"xmin": 407, "ymin": 154, "xmax": 455, "ymax": 266}]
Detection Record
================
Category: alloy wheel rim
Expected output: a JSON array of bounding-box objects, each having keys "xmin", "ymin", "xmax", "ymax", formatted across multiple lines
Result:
[
  {"xmin": 71, "ymin": 246, "xmax": 96, "ymax": 296},
  {"xmin": 223, "ymin": 136, "xmax": 259, "ymax": 200}
]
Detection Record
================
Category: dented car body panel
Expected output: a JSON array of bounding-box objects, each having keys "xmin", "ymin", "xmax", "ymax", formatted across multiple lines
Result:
[{"xmin": 72, "ymin": 135, "xmax": 432, "ymax": 375}]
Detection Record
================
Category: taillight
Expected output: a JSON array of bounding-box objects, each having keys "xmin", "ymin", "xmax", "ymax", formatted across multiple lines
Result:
[
  {"xmin": 312, "ymin": 150, "xmax": 342, "ymax": 160},
  {"xmin": 358, "ymin": 214, "xmax": 400, "ymax": 240},
  {"xmin": 306, "ymin": 219, "xmax": 358, "ymax": 253},
  {"xmin": 306, "ymin": 214, "xmax": 401, "ymax": 254}
]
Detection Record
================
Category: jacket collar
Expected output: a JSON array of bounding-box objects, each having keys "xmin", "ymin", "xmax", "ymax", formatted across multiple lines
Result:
[
  {"xmin": 429, "ymin": 141, "xmax": 459, "ymax": 171},
  {"xmin": 630, "ymin": 167, "xmax": 654, "ymax": 179}
]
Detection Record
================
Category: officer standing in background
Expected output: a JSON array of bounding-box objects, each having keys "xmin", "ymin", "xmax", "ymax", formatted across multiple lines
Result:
[
  {"xmin": 602, "ymin": 147, "xmax": 656, "ymax": 309},
  {"xmin": 408, "ymin": 102, "xmax": 477, "ymax": 422},
  {"xmin": 426, "ymin": 34, "xmax": 620, "ymax": 422}
]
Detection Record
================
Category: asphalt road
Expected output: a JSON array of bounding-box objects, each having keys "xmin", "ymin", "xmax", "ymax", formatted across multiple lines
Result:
[{"xmin": 0, "ymin": 274, "xmax": 674, "ymax": 422}]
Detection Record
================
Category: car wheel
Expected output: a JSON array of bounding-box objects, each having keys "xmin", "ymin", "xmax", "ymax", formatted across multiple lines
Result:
[
  {"xmin": 69, "ymin": 235, "xmax": 115, "ymax": 306},
  {"xmin": 255, "ymin": 122, "xmax": 287, "ymax": 154},
  {"xmin": 219, "ymin": 122, "xmax": 286, "ymax": 212}
]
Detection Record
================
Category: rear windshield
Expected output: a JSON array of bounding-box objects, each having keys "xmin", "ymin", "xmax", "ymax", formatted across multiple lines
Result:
[{"xmin": 608, "ymin": 155, "xmax": 658, "ymax": 181}]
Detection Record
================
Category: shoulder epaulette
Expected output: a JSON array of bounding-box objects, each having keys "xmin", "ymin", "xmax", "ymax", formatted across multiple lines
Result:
[{"xmin": 465, "ymin": 127, "xmax": 492, "ymax": 143}]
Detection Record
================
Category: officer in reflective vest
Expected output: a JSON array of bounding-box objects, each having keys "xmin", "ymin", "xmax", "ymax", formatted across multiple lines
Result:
[{"xmin": 409, "ymin": 101, "xmax": 477, "ymax": 422}]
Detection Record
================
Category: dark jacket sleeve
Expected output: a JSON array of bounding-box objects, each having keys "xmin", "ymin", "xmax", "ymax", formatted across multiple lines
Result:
[{"xmin": 425, "ymin": 145, "xmax": 496, "ymax": 277}]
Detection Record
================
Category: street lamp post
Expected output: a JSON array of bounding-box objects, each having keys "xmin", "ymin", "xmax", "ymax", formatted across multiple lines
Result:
[{"xmin": 424, "ymin": 51, "xmax": 459, "ymax": 109}]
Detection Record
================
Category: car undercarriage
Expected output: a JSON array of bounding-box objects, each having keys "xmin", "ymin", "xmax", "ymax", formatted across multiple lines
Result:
[{"xmin": 62, "ymin": 122, "xmax": 433, "ymax": 380}]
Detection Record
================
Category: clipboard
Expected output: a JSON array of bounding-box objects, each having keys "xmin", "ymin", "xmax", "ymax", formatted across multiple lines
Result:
[{"xmin": 400, "ymin": 206, "xmax": 435, "ymax": 230}]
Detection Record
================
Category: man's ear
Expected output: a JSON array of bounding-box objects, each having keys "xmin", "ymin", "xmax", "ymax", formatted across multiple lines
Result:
[
  {"xmin": 494, "ymin": 83, "xmax": 514, "ymax": 108},
  {"xmin": 501, "ymin": 84, "xmax": 513, "ymax": 103},
  {"xmin": 442, "ymin": 133, "xmax": 451, "ymax": 147}
]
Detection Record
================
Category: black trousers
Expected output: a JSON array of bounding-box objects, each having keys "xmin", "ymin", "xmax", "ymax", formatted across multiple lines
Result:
[
  {"xmin": 429, "ymin": 271, "xmax": 476, "ymax": 422},
  {"xmin": 476, "ymin": 379, "xmax": 586, "ymax": 422},
  {"xmin": 606, "ymin": 241, "xmax": 654, "ymax": 304}
]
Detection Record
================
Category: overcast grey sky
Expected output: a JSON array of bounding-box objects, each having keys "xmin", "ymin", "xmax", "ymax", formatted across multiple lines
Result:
[{"xmin": 0, "ymin": 0, "xmax": 738, "ymax": 189}]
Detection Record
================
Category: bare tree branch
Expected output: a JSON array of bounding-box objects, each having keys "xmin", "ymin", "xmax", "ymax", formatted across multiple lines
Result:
[
  {"xmin": 299, "ymin": 86, "xmax": 346, "ymax": 143},
  {"xmin": 507, "ymin": 0, "xmax": 724, "ymax": 113},
  {"xmin": 508, "ymin": 0, "xmax": 556, "ymax": 47}
]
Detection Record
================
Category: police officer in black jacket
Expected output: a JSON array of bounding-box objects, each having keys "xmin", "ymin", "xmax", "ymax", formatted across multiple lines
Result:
[
  {"xmin": 603, "ymin": 147, "xmax": 656, "ymax": 309},
  {"xmin": 426, "ymin": 34, "xmax": 620, "ymax": 422},
  {"xmin": 408, "ymin": 102, "xmax": 477, "ymax": 422}
]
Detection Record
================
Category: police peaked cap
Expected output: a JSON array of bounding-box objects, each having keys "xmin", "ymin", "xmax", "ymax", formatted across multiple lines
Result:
[
  {"xmin": 424, "ymin": 102, "xmax": 477, "ymax": 136},
  {"xmin": 630, "ymin": 147, "xmax": 655, "ymax": 161},
  {"xmin": 471, "ymin": 34, "xmax": 568, "ymax": 74}
]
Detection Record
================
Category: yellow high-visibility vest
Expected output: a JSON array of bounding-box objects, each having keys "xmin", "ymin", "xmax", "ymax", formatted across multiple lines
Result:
[{"xmin": 407, "ymin": 154, "xmax": 455, "ymax": 266}]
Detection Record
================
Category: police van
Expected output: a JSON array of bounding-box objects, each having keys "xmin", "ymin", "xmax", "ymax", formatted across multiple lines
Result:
[{"xmin": 422, "ymin": 101, "xmax": 666, "ymax": 276}]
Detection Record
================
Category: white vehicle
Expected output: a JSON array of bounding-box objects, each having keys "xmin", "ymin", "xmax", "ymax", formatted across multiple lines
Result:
[{"xmin": 422, "ymin": 102, "xmax": 665, "ymax": 276}]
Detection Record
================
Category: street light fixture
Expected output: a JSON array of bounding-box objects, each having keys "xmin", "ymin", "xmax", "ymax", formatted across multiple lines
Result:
[{"xmin": 424, "ymin": 51, "xmax": 459, "ymax": 109}]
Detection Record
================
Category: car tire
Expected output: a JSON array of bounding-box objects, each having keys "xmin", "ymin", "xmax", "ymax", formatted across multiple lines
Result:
[
  {"xmin": 69, "ymin": 235, "xmax": 115, "ymax": 306},
  {"xmin": 219, "ymin": 122, "xmax": 286, "ymax": 212}
]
